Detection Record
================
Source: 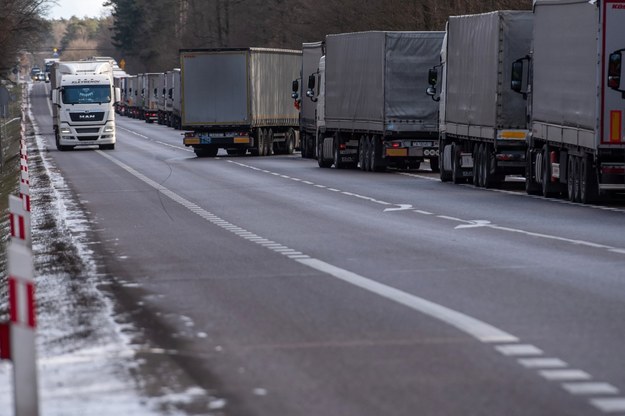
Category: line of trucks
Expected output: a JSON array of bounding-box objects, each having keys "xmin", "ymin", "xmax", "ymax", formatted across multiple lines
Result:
[{"xmin": 60, "ymin": 0, "xmax": 624, "ymax": 204}]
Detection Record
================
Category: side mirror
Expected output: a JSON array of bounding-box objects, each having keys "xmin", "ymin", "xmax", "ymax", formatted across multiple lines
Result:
[
  {"xmin": 307, "ymin": 74, "xmax": 316, "ymax": 90},
  {"xmin": 153, "ymin": 88, "xmax": 158, "ymax": 96},
  {"xmin": 426, "ymin": 86, "xmax": 439, "ymax": 102},
  {"xmin": 511, "ymin": 56, "xmax": 530, "ymax": 98},
  {"xmin": 114, "ymin": 87, "xmax": 121, "ymax": 104},
  {"xmin": 168, "ymin": 88, "xmax": 173, "ymax": 99},
  {"xmin": 428, "ymin": 68, "xmax": 438, "ymax": 86},
  {"xmin": 292, "ymin": 79, "xmax": 299, "ymax": 93},
  {"xmin": 51, "ymin": 89, "xmax": 58, "ymax": 105},
  {"xmin": 608, "ymin": 50, "xmax": 625, "ymax": 97}
]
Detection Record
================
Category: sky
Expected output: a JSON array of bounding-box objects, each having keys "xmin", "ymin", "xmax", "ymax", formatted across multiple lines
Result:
[{"xmin": 47, "ymin": 0, "xmax": 112, "ymax": 20}]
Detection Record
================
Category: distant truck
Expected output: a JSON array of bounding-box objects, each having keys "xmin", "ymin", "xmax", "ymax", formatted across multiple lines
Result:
[
  {"xmin": 292, "ymin": 41, "xmax": 323, "ymax": 159},
  {"xmin": 511, "ymin": 0, "xmax": 625, "ymax": 202},
  {"xmin": 50, "ymin": 60, "xmax": 120, "ymax": 151},
  {"xmin": 307, "ymin": 31, "xmax": 444, "ymax": 171},
  {"xmin": 427, "ymin": 11, "xmax": 533, "ymax": 186},
  {"xmin": 166, "ymin": 69, "xmax": 181, "ymax": 129},
  {"xmin": 142, "ymin": 73, "xmax": 161, "ymax": 123},
  {"xmin": 181, "ymin": 48, "xmax": 301, "ymax": 157}
]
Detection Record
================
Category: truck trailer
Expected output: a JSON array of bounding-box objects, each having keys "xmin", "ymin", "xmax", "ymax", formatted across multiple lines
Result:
[
  {"xmin": 169, "ymin": 68, "xmax": 182, "ymax": 129},
  {"xmin": 50, "ymin": 60, "xmax": 120, "ymax": 151},
  {"xmin": 142, "ymin": 73, "xmax": 161, "ymax": 123},
  {"xmin": 181, "ymin": 48, "xmax": 301, "ymax": 157},
  {"xmin": 512, "ymin": 0, "xmax": 625, "ymax": 202},
  {"xmin": 292, "ymin": 41, "xmax": 323, "ymax": 159},
  {"xmin": 308, "ymin": 31, "xmax": 444, "ymax": 171},
  {"xmin": 427, "ymin": 11, "xmax": 533, "ymax": 186}
]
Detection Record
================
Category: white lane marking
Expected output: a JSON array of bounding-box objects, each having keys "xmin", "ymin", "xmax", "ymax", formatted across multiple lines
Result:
[
  {"xmin": 296, "ymin": 258, "xmax": 518, "ymax": 344},
  {"xmin": 518, "ymin": 358, "xmax": 568, "ymax": 369},
  {"xmin": 436, "ymin": 215, "xmax": 466, "ymax": 223},
  {"xmin": 414, "ymin": 210, "xmax": 433, "ymax": 215},
  {"xmin": 383, "ymin": 204, "xmax": 414, "ymax": 213},
  {"xmin": 83, "ymin": 150, "xmax": 624, "ymax": 413},
  {"xmin": 455, "ymin": 220, "xmax": 492, "ymax": 229},
  {"xmin": 156, "ymin": 140, "xmax": 192, "ymax": 152},
  {"xmin": 495, "ymin": 344, "xmax": 543, "ymax": 356},
  {"xmin": 562, "ymin": 382, "xmax": 619, "ymax": 395},
  {"xmin": 590, "ymin": 398, "xmax": 625, "ymax": 412},
  {"xmin": 539, "ymin": 369, "xmax": 592, "ymax": 381}
]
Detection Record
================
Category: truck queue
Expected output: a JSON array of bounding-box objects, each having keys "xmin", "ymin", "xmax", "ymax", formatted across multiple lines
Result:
[{"xmin": 106, "ymin": 0, "xmax": 625, "ymax": 204}]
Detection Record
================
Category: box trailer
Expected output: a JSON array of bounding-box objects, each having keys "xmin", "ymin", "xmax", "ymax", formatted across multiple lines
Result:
[
  {"xmin": 428, "ymin": 11, "xmax": 533, "ymax": 186},
  {"xmin": 308, "ymin": 31, "xmax": 444, "ymax": 171},
  {"xmin": 293, "ymin": 41, "xmax": 323, "ymax": 159},
  {"xmin": 512, "ymin": 0, "xmax": 625, "ymax": 202},
  {"xmin": 181, "ymin": 48, "xmax": 301, "ymax": 157}
]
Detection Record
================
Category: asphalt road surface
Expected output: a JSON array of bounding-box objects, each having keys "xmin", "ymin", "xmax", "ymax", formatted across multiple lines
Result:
[{"xmin": 29, "ymin": 82, "xmax": 625, "ymax": 416}]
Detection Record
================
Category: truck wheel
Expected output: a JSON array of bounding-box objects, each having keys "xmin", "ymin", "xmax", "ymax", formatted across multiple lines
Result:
[
  {"xmin": 480, "ymin": 144, "xmax": 493, "ymax": 189},
  {"xmin": 525, "ymin": 148, "xmax": 541, "ymax": 195},
  {"xmin": 285, "ymin": 128, "xmax": 295, "ymax": 155},
  {"xmin": 333, "ymin": 138, "xmax": 345, "ymax": 169},
  {"xmin": 358, "ymin": 136, "xmax": 367, "ymax": 170},
  {"xmin": 579, "ymin": 155, "xmax": 598, "ymax": 204},
  {"xmin": 258, "ymin": 129, "xmax": 266, "ymax": 156},
  {"xmin": 440, "ymin": 143, "xmax": 452, "ymax": 182},
  {"xmin": 318, "ymin": 142, "xmax": 332, "ymax": 168},
  {"xmin": 572, "ymin": 156, "xmax": 582, "ymax": 202},
  {"xmin": 451, "ymin": 143, "xmax": 463, "ymax": 184},
  {"xmin": 430, "ymin": 157, "xmax": 440, "ymax": 173},
  {"xmin": 266, "ymin": 129, "xmax": 274, "ymax": 156},
  {"xmin": 541, "ymin": 146, "xmax": 555, "ymax": 198},
  {"xmin": 567, "ymin": 156, "xmax": 576, "ymax": 202},
  {"xmin": 370, "ymin": 136, "xmax": 385, "ymax": 172},
  {"xmin": 473, "ymin": 144, "xmax": 481, "ymax": 186},
  {"xmin": 194, "ymin": 146, "xmax": 218, "ymax": 158}
]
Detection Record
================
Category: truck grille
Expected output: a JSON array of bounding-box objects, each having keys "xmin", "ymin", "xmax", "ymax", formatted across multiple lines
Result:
[
  {"xmin": 69, "ymin": 112, "xmax": 105, "ymax": 122},
  {"xmin": 77, "ymin": 136, "xmax": 99, "ymax": 141},
  {"xmin": 76, "ymin": 128, "xmax": 100, "ymax": 134}
]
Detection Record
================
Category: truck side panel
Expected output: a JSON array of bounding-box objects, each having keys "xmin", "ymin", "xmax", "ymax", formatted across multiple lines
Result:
[
  {"xmin": 249, "ymin": 49, "xmax": 300, "ymax": 127},
  {"xmin": 301, "ymin": 42, "xmax": 323, "ymax": 132},
  {"xmin": 532, "ymin": 1, "xmax": 597, "ymax": 138}
]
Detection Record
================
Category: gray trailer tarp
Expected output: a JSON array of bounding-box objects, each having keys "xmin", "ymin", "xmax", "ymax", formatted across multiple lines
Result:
[
  {"xmin": 325, "ymin": 31, "xmax": 444, "ymax": 133},
  {"xmin": 445, "ymin": 11, "xmax": 533, "ymax": 130}
]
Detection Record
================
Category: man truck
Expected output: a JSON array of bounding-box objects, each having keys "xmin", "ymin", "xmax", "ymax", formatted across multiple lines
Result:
[
  {"xmin": 307, "ymin": 31, "xmax": 444, "ymax": 171},
  {"xmin": 181, "ymin": 48, "xmax": 301, "ymax": 157},
  {"xmin": 50, "ymin": 60, "xmax": 120, "ymax": 151}
]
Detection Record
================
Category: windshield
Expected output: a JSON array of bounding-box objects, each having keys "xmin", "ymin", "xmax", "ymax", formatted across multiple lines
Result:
[{"xmin": 62, "ymin": 85, "xmax": 111, "ymax": 104}]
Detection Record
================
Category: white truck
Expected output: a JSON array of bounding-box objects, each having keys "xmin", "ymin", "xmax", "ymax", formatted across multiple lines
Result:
[
  {"xmin": 511, "ymin": 0, "xmax": 625, "ymax": 202},
  {"xmin": 427, "ymin": 11, "xmax": 533, "ymax": 186},
  {"xmin": 50, "ymin": 61, "xmax": 120, "ymax": 151},
  {"xmin": 141, "ymin": 73, "xmax": 161, "ymax": 123}
]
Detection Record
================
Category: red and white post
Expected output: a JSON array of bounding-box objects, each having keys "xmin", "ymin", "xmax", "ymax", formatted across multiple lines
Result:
[
  {"xmin": 9, "ymin": 195, "xmax": 31, "ymax": 247},
  {"xmin": 7, "ymin": 242, "xmax": 39, "ymax": 416}
]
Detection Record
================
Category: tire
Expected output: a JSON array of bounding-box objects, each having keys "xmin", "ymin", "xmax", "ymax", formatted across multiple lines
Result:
[
  {"xmin": 429, "ymin": 157, "xmax": 440, "ymax": 173},
  {"xmin": 318, "ymin": 142, "xmax": 332, "ymax": 168},
  {"xmin": 358, "ymin": 136, "xmax": 367, "ymax": 171},
  {"xmin": 480, "ymin": 144, "xmax": 493, "ymax": 189},
  {"xmin": 370, "ymin": 136, "xmax": 385, "ymax": 172},
  {"xmin": 473, "ymin": 144, "xmax": 481, "ymax": 187},
  {"xmin": 440, "ymin": 143, "xmax": 452, "ymax": 182},
  {"xmin": 333, "ymin": 136, "xmax": 345, "ymax": 169},
  {"xmin": 541, "ymin": 146, "xmax": 554, "ymax": 198},
  {"xmin": 285, "ymin": 128, "xmax": 295, "ymax": 155},
  {"xmin": 567, "ymin": 156, "xmax": 576, "ymax": 202},
  {"xmin": 194, "ymin": 146, "xmax": 218, "ymax": 158},
  {"xmin": 258, "ymin": 129, "xmax": 266, "ymax": 156},
  {"xmin": 451, "ymin": 143, "xmax": 463, "ymax": 184},
  {"xmin": 579, "ymin": 154, "xmax": 598, "ymax": 204},
  {"xmin": 525, "ymin": 148, "xmax": 541, "ymax": 195},
  {"xmin": 266, "ymin": 129, "xmax": 274, "ymax": 156},
  {"xmin": 572, "ymin": 156, "xmax": 581, "ymax": 202},
  {"xmin": 364, "ymin": 136, "xmax": 372, "ymax": 171}
]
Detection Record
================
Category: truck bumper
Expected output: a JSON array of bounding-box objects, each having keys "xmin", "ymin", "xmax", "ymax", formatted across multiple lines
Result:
[
  {"xmin": 58, "ymin": 123, "xmax": 116, "ymax": 146},
  {"xmin": 183, "ymin": 132, "xmax": 251, "ymax": 147}
]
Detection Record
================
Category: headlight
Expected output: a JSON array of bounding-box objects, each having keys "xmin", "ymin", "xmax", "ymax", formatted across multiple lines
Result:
[
  {"xmin": 60, "ymin": 128, "xmax": 71, "ymax": 134},
  {"xmin": 104, "ymin": 126, "xmax": 114, "ymax": 133}
]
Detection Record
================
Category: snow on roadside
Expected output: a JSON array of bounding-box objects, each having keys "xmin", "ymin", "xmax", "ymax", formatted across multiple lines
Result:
[{"xmin": 0, "ymin": 85, "xmax": 213, "ymax": 415}]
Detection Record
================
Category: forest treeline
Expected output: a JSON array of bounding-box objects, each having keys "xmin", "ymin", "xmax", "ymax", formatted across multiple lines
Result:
[
  {"xmin": 105, "ymin": 0, "xmax": 532, "ymax": 73},
  {"xmin": 3, "ymin": 0, "xmax": 532, "ymax": 78}
]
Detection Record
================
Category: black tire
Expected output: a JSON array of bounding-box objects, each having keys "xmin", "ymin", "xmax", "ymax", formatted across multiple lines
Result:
[
  {"xmin": 572, "ymin": 156, "xmax": 581, "ymax": 202},
  {"xmin": 285, "ymin": 128, "xmax": 295, "ymax": 155},
  {"xmin": 567, "ymin": 156, "xmax": 576, "ymax": 202},
  {"xmin": 370, "ymin": 136, "xmax": 386, "ymax": 172},
  {"xmin": 473, "ymin": 144, "xmax": 481, "ymax": 187},
  {"xmin": 451, "ymin": 143, "xmax": 463, "ymax": 184},
  {"xmin": 525, "ymin": 148, "xmax": 541, "ymax": 195},
  {"xmin": 480, "ymin": 144, "xmax": 493, "ymax": 189},
  {"xmin": 258, "ymin": 129, "xmax": 266, "ymax": 156},
  {"xmin": 440, "ymin": 143, "xmax": 452, "ymax": 182},
  {"xmin": 194, "ymin": 146, "xmax": 218, "ymax": 158},
  {"xmin": 318, "ymin": 141, "xmax": 332, "ymax": 168},
  {"xmin": 358, "ymin": 136, "xmax": 367, "ymax": 171},
  {"xmin": 364, "ymin": 136, "xmax": 372, "ymax": 171},
  {"xmin": 579, "ymin": 154, "xmax": 598, "ymax": 204},
  {"xmin": 333, "ymin": 137, "xmax": 345, "ymax": 169},
  {"xmin": 266, "ymin": 129, "xmax": 274, "ymax": 156},
  {"xmin": 429, "ymin": 157, "xmax": 440, "ymax": 173},
  {"xmin": 541, "ymin": 146, "xmax": 554, "ymax": 198}
]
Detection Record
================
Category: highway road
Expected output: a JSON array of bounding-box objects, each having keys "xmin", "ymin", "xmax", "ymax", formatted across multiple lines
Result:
[{"xmin": 29, "ymin": 82, "xmax": 625, "ymax": 415}]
